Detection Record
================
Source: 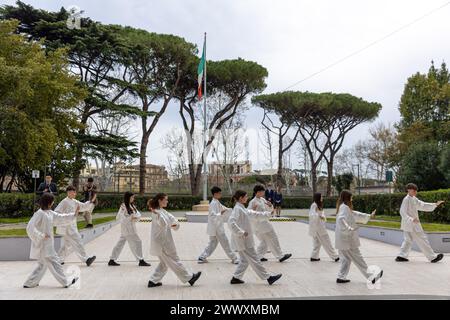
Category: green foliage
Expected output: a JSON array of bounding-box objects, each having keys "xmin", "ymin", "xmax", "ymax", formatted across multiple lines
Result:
[
  {"xmin": 396, "ymin": 142, "xmax": 448, "ymax": 191},
  {"xmin": 3, "ymin": 190, "xmax": 448, "ymax": 223},
  {"xmin": 0, "ymin": 19, "xmax": 86, "ymax": 191},
  {"xmin": 333, "ymin": 172, "xmax": 354, "ymax": 193}
]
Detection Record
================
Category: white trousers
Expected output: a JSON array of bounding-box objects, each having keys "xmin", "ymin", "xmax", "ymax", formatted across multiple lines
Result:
[
  {"xmin": 256, "ymin": 230, "xmax": 283, "ymax": 260},
  {"xmin": 24, "ymin": 254, "xmax": 70, "ymax": 287},
  {"xmin": 83, "ymin": 210, "xmax": 93, "ymax": 224},
  {"xmin": 398, "ymin": 230, "xmax": 437, "ymax": 261},
  {"xmin": 199, "ymin": 233, "xmax": 238, "ymax": 261},
  {"xmin": 110, "ymin": 233, "xmax": 143, "ymax": 261},
  {"xmin": 338, "ymin": 248, "xmax": 370, "ymax": 280},
  {"xmin": 311, "ymin": 233, "xmax": 339, "ymax": 260},
  {"xmin": 58, "ymin": 230, "xmax": 88, "ymax": 263},
  {"xmin": 233, "ymin": 247, "xmax": 271, "ymax": 281},
  {"xmin": 149, "ymin": 250, "xmax": 192, "ymax": 283}
]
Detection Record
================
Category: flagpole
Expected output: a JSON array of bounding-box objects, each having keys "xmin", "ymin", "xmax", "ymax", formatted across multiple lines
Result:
[{"xmin": 202, "ymin": 32, "xmax": 208, "ymax": 202}]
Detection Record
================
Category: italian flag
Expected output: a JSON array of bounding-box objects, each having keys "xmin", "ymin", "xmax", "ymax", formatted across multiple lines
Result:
[{"xmin": 197, "ymin": 37, "xmax": 206, "ymax": 100}]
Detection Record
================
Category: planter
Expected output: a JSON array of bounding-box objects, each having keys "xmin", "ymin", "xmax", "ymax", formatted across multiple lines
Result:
[
  {"xmin": 0, "ymin": 220, "xmax": 119, "ymax": 261},
  {"xmin": 299, "ymin": 221, "xmax": 450, "ymax": 253}
]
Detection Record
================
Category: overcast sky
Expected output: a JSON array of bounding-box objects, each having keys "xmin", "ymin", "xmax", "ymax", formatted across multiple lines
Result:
[{"xmin": 5, "ymin": 0, "xmax": 450, "ymax": 170}]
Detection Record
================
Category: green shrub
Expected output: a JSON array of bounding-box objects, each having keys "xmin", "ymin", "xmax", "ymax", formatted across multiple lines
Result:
[{"xmin": 1, "ymin": 189, "xmax": 449, "ymax": 223}]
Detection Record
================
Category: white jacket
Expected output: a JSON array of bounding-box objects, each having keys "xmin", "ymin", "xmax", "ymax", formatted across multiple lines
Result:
[
  {"xmin": 116, "ymin": 204, "xmax": 141, "ymax": 236},
  {"xmin": 228, "ymin": 202, "xmax": 271, "ymax": 252},
  {"xmin": 54, "ymin": 197, "xmax": 95, "ymax": 235},
  {"xmin": 400, "ymin": 195, "xmax": 437, "ymax": 232},
  {"xmin": 335, "ymin": 204, "xmax": 371, "ymax": 250},
  {"xmin": 308, "ymin": 202, "xmax": 329, "ymax": 236},
  {"xmin": 150, "ymin": 208, "xmax": 180, "ymax": 256},
  {"xmin": 206, "ymin": 198, "xmax": 231, "ymax": 236},
  {"xmin": 26, "ymin": 209, "xmax": 76, "ymax": 259},
  {"xmin": 248, "ymin": 197, "xmax": 274, "ymax": 236}
]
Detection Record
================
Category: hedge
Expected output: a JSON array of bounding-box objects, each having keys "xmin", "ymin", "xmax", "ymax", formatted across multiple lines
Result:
[{"xmin": 0, "ymin": 189, "xmax": 449, "ymax": 223}]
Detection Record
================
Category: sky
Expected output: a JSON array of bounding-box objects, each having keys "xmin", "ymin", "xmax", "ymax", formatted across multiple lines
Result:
[{"xmin": 5, "ymin": 0, "xmax": 450, "ymax": 170}]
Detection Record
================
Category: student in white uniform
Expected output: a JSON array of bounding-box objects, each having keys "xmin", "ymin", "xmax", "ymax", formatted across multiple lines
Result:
[
  {"xmin": 23, "ymin": 193, "xmax": 79, "ymax": 288},
  {"xmin": 147, "ymin": 193, "xmax": 202, "ymax": 288},
  {"xmin": 309, "ymin": 193, "xmax": 339, "ymax": 262},
  {"xmin": 335, "ymin": 190, "xmax": 382, "ymax": 284},
  {"xmin": 108, "ymin": 192, "xmax": 151, "ymax": 267},
  {"xmin": 248, "ymin": 185, "xmax": 292, "ymax": 263},
  {"xmin": 55, "ymin": 185, "xmax": 96, "ymax": 266},
  {"xmin": 396, "ymin": 183, "xmax": 445, "ymax": 263},
  {"xmin": 198, "ymin": 186, "xmax": 239, "ymax": 264},
  {"xmin": 228, "ymin": 190, "xmax": 282, "ymax": 285}
]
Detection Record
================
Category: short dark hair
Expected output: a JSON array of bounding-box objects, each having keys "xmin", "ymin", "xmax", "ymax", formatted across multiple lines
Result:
[
  {"xmin": 39, "ymin": 193, "xmax": 55, "ymax": 210},
  {"xmin": 87, "ymin": 177, "xmax": 94, "ymax": 183},
  {"xmin": 66, "ymin": 185, "xmax": 76, "ymax": 192},
  {"xmin": 406, "ymin": 183, "xmax": 418, "ymax": 191},
  {"xmin": 148, "ymin": 193, "xmax": 167, "ymax": 210},
  {"xmin": 253, "ymin": 185, "xmax": 265, "ymax": 193},
  {"xmin": 211, "ymin": 186, "xmax": 222, "ymax": 195},
  {"xmin": 232, "ymin": 190, "xmax": 247, "ymax": 203}
]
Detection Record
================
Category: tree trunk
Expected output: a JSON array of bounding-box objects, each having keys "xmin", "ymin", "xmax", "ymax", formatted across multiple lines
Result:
[
  {"xmin": 326, "ymin": 160, "xmax": 333, "ymax": 196},
  {"xmin": 189, "ymin": 164, "xmax": 203, "ymax": 196},
  {"xmin": 311, "ymin": 164, "xmax": 318, "ymax": 194},
  {"xmin": 277, "ymin": 134, "xmax": 283, "ymax": 186},
  {"xmin": 139, "ymin": 134, "xmax": 149, "ymax": 195}
]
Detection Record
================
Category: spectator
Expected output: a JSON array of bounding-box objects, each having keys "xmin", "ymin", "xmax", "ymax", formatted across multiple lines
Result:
[
  {"xmin": 82, "ymin": 177, "xmax": 97, "ymax": 228},
  {"xmin": 36, "ymin": 175, "xmax": 58, "ymax": 195},
  {"xmin": 273, "ymin": 185, "xmax": 283, "ymax": 217},
  {"xmin": 264, "ymin": 183, "xmax": 274, "ymax": 205}
]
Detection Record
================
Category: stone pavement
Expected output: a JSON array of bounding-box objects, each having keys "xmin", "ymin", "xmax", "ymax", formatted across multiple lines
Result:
[{"xmin": 1, "ymin": 220, "xmax": 449, "ymax": 300}]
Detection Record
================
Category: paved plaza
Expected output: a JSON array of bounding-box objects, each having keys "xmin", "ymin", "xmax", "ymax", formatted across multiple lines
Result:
[{"xmin": 1, "ymin": 220, "xmax": 450, "ymax": 300}]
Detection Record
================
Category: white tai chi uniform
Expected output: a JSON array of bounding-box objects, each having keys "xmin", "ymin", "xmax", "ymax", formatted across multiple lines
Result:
[
  {"xmin": 397, "ymin": 195, "xmax": 439, "ymax": 261},
  {"xmin": 248, "ymin": 197, "xmax": 283, "ymax": 260},
  {"xmin": 199, "ymin": 198, "xmax": 238, "ymax": 262},
  {"xmin": 308, "ymin": 203, "xmax": 339, "ymax": 260},
  {"xmin": 55, "ymin": 197, "xmax": 95, "ymax": 263},
  {"xmin": 228, "ymin": 202, "xmax": 273, "ymax": 281},
  {"xmin": 110, "ymin": 204, "xmax": 144, "ymax": 261},
  {"xmin": 24, "ymin": 209, "xmax": 77, "ymax": 288},
  {"xmin": 335, "ymin": 204, "xmax": 373, "ymax": 280},
  {"xmin": 149, "ymin": 209, "xmax": 193, "ymax": 284}
]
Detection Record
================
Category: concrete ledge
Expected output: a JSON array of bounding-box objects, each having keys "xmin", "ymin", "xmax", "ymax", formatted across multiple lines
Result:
[
  {"xmin": 299, "ymin": 220, "xmax": 450, "ymax": 253},
  {"xmin": 185, "ymin": 211, "xmax": 209, "ymax": 223},
  {"xmin": 0, "ymin": 220, "xmax": 119, "ymax": 261}
]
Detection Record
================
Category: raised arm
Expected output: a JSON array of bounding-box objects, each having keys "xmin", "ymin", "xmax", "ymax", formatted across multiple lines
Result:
[
  {"xmin": 352, "ymin": 210, "xmax": 372, "ymax": 225},
  {"xmin": 26, "ymin": 211, "xmax": 46, "ymax": 242},
  {"xmin": 52, "ymin": 210, "xmax": 77, "ymax": 226},
  {"xmin": 228, "ymin": 208, "xmax": 246, "ymax": 237},
  {"xmin": 416, "ymin": 198, "xmax": 437, "ymax": 212}
]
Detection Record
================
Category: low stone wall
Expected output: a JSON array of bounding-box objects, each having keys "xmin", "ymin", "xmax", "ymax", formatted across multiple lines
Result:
[
  {"xmin": 299, "ymin": 220, "xmax": 450, "ymax": 253},
  {"xmin": 0, "ymin": 220, "xmax": 119, "ymax": 261}
]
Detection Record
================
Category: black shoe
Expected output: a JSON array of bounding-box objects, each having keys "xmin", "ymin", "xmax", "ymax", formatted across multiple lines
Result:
[
  {"xmin": 230, "ymin": 277, "xmax": 245, "ymax": 284},
  {"xmin": 267, "ymin": 274, "xmax": 282, "ymax": 285},
  {"xmin": 139, "ymin": 259, "xmax": 151, "ymax": 267},
  {"xmin": 260, "ymin": 257, "xmax": 268, "ymax": 262},
  {"xmin": 371, "ymin": 270, "xmax": 383, "ymax": 284},
  {"xmin": 336, "ymin": 278, "xmax": 350, "ymax": 283},
  {"xmin": 334, "ymin": 258, "xmax": 340, "ymax": 262},
  {"xmin": 108, "ymin": 259, "xmax": 120, "ymax": 266},
  {"xmin": 188, "ymin": 272, "xmax": 202, "ymax": 286},
  {"xmin": 279, "ymin": 253, "xmax": 292, "ymax": 263},
  {"xmin": 86, "ymin": 224, "xmax": 94, "ymax": 228},
  {"xmin": 431, "ymin": 253, "xmax": 444, "ymax": 263},
  {"xmin": 148, "ymin": 281, "xmax": 162, "ymax": 288},
  {"xmin": 65, "ymin": 277, "xmax": 79, "ymax": 288},
  {"xmin": 395, "ymin": 256, "xmax": 409, "ymax": 262},
  {"xmin": 310, "ymin": 258, "xmax": 321, "ymax": 262},
  {"xmin": 86, "ymin": 256, "xmax": 96, "ymax": 267},
  {"xmin": 60, "ymin": 262, "xmax": 65, "ymax": 265},
  {"xmin": 23, "ymin": 284, "xmax": 39, "ymax": 288}
]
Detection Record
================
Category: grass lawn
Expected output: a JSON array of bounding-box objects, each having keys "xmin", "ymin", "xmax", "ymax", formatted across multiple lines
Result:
[
  {"xmin": 293, "ymin": 216, "xmax": 450, "ymax": 232},
  {"xmin": 0, "ymin": 216, "xmax": 116, "ymax": 238}
]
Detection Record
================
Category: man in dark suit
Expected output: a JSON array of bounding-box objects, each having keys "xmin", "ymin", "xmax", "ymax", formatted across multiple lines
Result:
[
  {"xmin": 37, "ymin": 175, "xmax": 58, "ymax": 195},
  {"xmin": 265, "ymin": 183, "xmax": 275, "ymax": 205}
]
